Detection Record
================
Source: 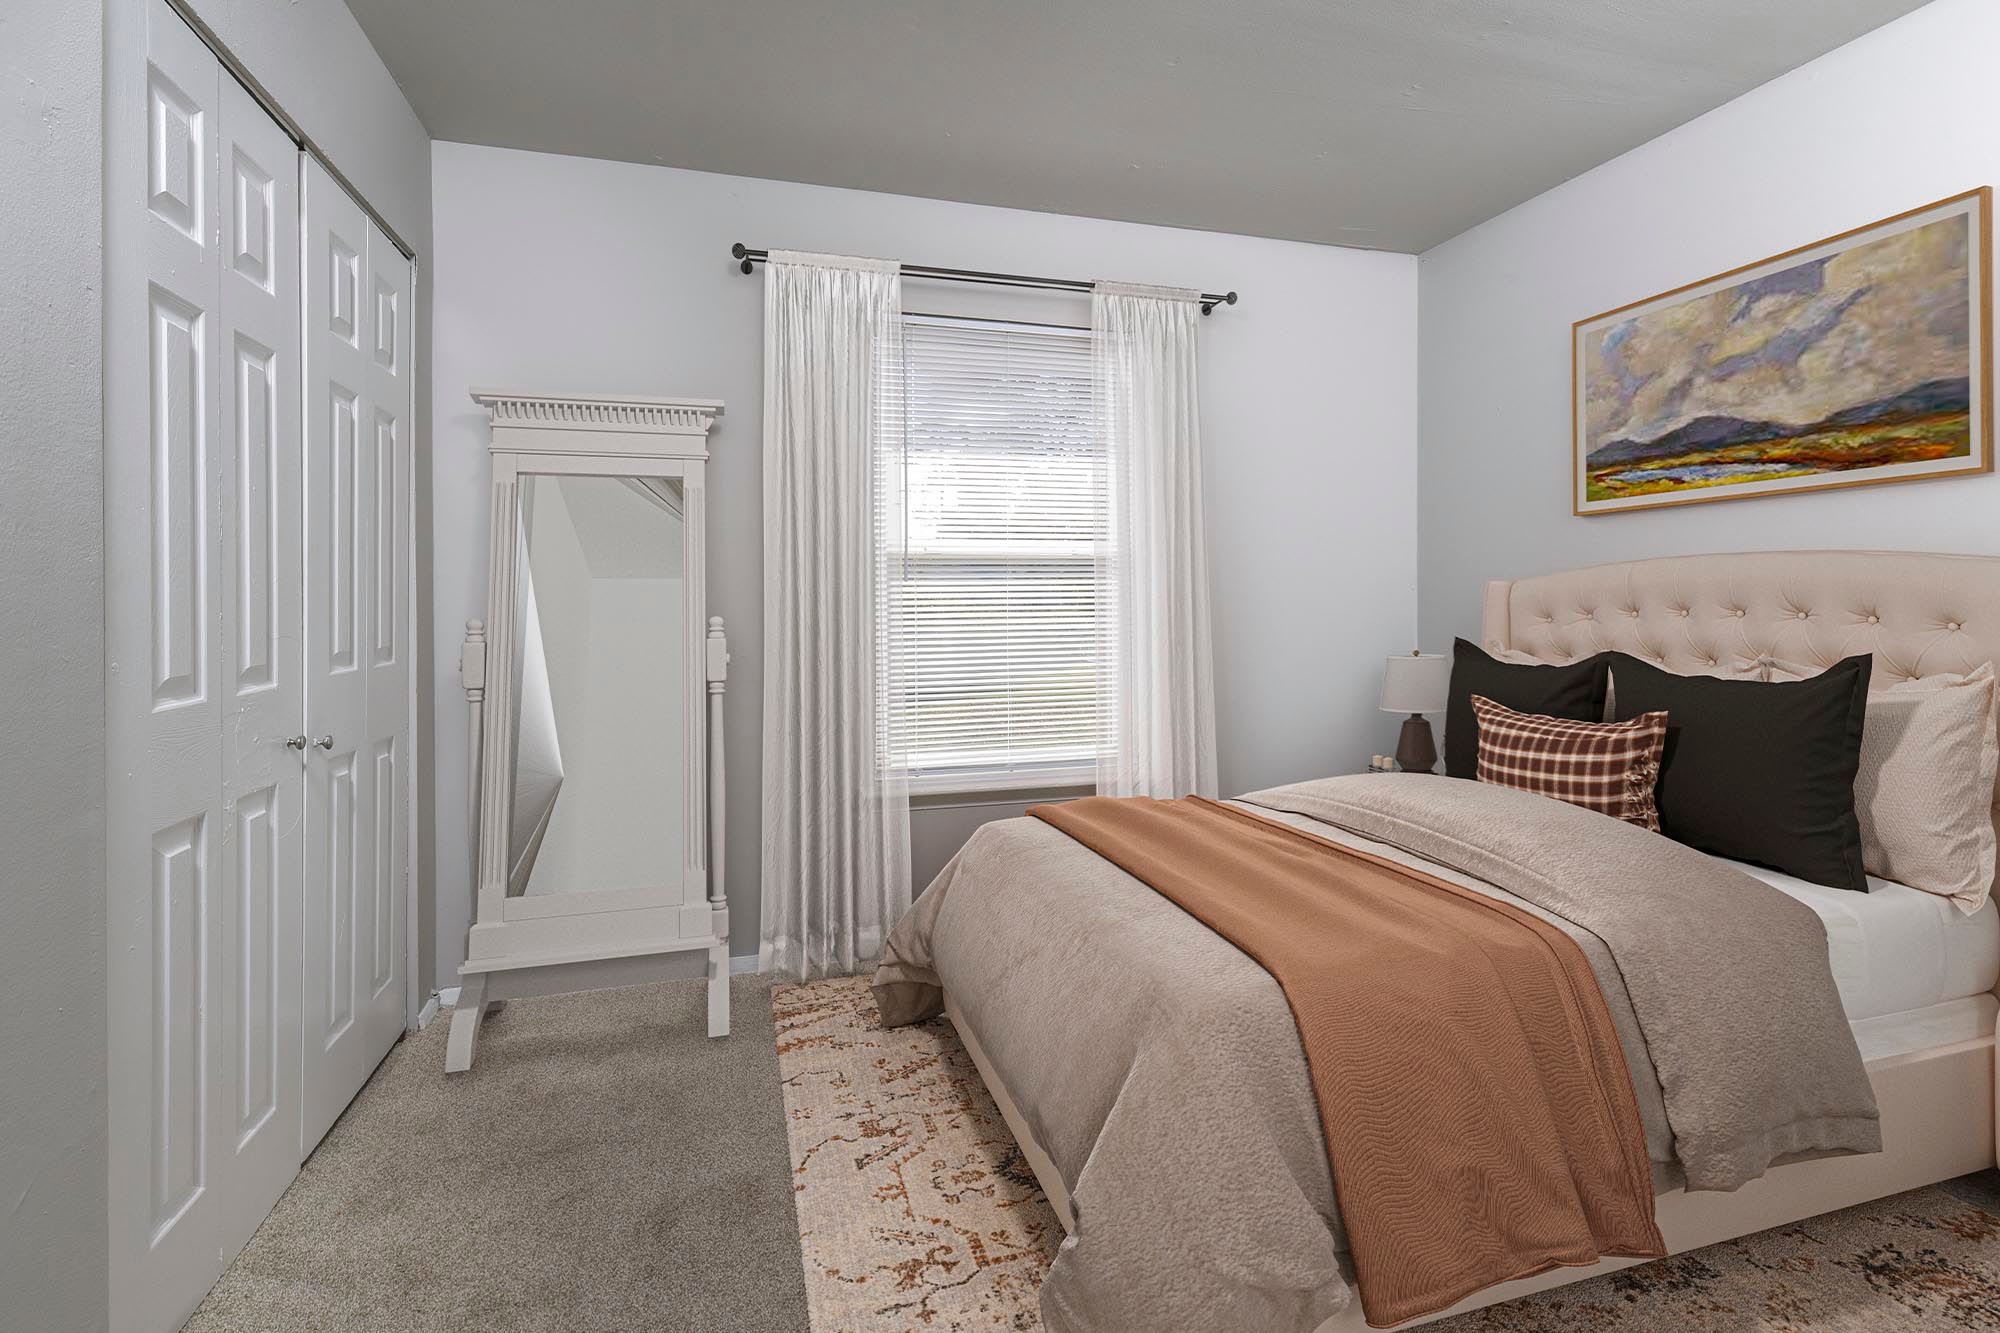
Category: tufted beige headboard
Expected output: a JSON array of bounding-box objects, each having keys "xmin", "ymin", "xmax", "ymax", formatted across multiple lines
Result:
[{"xmin": 1482, "ymin": 551, "xmax": 2000, "ymax": 687}]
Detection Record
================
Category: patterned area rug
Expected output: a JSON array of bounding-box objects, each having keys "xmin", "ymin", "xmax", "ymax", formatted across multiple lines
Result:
[
  {"xmin": 775, "ymin": 975, "xmax": 2000, "ymax": 1332},
  {"xmin": 1435, "ymin": 1181, "xmax": 2000, "ymax": 1331},
  {"xmin": 774, "ymin": 975, "xmax": 1061, "ymax": 1331}
]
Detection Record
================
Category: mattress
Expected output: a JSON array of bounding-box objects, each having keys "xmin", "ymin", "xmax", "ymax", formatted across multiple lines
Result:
[{"xmin": 1727, "ymin": 860, "xmax": 2000, "ymax": 1020}]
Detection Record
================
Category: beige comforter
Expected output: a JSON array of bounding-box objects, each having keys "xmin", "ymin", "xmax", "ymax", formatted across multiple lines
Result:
[{"xmin": 872, "ymin": 774, "xmax": 1880, "ymax": 1331}]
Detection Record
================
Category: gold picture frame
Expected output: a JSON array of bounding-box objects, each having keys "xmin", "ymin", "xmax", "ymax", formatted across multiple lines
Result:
[{"xmin": 1573, "ymin": 187, "xmax": 1992, "ymax": 516}]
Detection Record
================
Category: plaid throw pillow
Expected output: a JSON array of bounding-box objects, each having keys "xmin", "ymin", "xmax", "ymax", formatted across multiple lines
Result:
[{"xmin": 1471, "ymin": 694, "xmax": 1668, "ymax": 830}]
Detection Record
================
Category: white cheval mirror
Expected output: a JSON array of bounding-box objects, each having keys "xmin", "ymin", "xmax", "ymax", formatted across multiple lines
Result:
[{"xmin": 448, "ymin": 391, "xmax": 728, "ymax": 1072}]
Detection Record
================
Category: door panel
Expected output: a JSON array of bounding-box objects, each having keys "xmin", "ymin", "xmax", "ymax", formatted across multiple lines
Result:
[
  {"xmin": 215, "ymin": 70, "xmax": 303, "ymax": 1232},
  {"xmin": 365, "ymin": 239, "xmax": 412, "ymax": 1014},
  {"xmin": 302, "ymin": 157, "xmax": 409, "ymax": 1151},
  {"xmin": 145, "ymin": 285, "xmax": 210, "ymax": 707},
  {"xmin": 109, "ymin": 7, "xmax": 303, "ymax": 1330},
  {"xmin": 149, "ymin": 813, "xmax": 209, "ymax": 1230},
  {"xmin": 109, "ymin": 8, "xmax": 222, "ymax": 1321},
  {"xmin": 232, "ymin": 784, "xmax": 280, "ymax": 1138}
]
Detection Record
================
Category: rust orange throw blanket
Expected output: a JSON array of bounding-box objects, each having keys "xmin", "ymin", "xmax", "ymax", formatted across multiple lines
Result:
[{"xmin": 1029, "ymin": 796, "xmax": 1664, "ymax": 1328}]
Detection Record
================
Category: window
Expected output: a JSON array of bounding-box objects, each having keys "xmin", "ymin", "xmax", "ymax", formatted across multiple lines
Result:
[{"xmin": 881, "ymin": 314, "xmax": 1107, "ymax": 792}]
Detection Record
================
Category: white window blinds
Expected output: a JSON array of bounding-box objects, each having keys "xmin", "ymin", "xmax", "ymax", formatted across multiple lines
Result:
[{"xmin": 882, "ymin": 314, "xmax": 1107, "ymax": 792}]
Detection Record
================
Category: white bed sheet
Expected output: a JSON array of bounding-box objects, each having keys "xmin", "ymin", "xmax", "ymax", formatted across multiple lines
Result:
[
  {"xmin": 1722, "ymin": 859, "xmax": 2000, "ymax": 1020},
  {"xmin": 1848, "ymin": 993, "xmax": 1997, "ymax": 1062}
]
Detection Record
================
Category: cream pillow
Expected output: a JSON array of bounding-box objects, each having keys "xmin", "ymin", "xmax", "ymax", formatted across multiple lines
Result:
[{"xmin": 1852, "ymin": 664, "xmax": 1999, "ymax": 914}]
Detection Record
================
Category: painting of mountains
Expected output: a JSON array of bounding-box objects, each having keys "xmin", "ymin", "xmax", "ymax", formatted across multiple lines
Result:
[{"xmin": 1574, "ymin": 190, "xmax": 1990, "ymax": 514}]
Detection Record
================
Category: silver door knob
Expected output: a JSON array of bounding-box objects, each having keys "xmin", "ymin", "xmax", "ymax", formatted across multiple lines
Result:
[
  {"xmin": 284, "ymin": 735, "xmax": 309, "ymax": 751},
  {"xmin": 312, "ymin": 734, "xmax": 334, "ymax": 751}
]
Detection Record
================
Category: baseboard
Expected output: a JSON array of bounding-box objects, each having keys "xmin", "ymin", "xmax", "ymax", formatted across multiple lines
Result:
[{"xmin": 429, "ymin": 953, "xmax": 761, "ymax": 1013}]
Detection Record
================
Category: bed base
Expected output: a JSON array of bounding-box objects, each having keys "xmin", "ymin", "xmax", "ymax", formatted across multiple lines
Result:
[{"xmin": 945, "ymin": 992, "xmax": 1997, "ymax": 1331}]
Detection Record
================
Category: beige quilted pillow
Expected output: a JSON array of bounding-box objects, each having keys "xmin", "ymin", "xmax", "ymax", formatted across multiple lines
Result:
[
  {"xmin": 1493, "ymin": 647, "xmax": 1760, "ymax": 721},
  {"xmin": 1854, "ymin": 664, "xmax": 1998, "ymax": 913}
]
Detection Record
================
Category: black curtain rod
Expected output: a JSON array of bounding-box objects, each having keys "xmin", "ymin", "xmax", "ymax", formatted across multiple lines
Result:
[{"xmin": 730, "ymin": 243, "xmax": 1239, "ymax": 315}]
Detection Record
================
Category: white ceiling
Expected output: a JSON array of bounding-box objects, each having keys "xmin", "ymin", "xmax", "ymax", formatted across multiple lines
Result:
[{"xmin": 345, "ymin": 0, "xmax": 1932, "ymax": 253}]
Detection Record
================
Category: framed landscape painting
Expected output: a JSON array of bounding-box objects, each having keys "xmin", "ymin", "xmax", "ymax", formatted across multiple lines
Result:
[{"xmin": 1574, "ymin": 188, "xmax": 1992, "ymax": 515}]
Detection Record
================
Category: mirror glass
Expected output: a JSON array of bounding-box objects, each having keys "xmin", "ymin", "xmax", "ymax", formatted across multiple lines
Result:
[{"xmin": 505, "ymin": 474, "xmax": 686, "ymax": 899}]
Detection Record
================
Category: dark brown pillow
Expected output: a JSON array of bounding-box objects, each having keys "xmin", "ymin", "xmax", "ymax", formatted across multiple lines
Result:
[
  {"xmin": 1444, "ymin": 638, "xmax": 1611, "ymax": 780},
  {"xmin": 1608, "ymin": 652, "xmax": 1872, "ymax": 891}
]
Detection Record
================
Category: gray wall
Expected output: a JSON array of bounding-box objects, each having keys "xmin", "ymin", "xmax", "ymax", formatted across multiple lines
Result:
[
  {"xmin": 0, "ymin": 3, "xmax": 428, "ymax": 1326},
  {"xmin": 1418, "ymin": 0, "xmax": 2000, "ymax": 650},
  {"xmin": 1, "ymin": 3, "xmax": 108, "ymax": 1326},
  {"xmin": 429, "ymin": 141, "xmax": 1421, "ymax": 979}
]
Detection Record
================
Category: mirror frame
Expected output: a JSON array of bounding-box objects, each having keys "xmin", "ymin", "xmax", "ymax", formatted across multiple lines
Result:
[{"xmin": 462, "ymin": 391, "xmax": 726, "ymax": 993}]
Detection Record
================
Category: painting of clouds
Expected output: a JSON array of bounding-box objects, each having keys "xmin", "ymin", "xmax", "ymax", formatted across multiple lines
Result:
[{"xmin": 1575, "ymin": 189, "xmax": 1989, "ymax": 514}]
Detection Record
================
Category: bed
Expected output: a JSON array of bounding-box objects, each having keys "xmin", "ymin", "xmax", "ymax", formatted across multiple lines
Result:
[{"xmin": 877, "ymin": 550, "xmax": 2000, "ymax": 1330}]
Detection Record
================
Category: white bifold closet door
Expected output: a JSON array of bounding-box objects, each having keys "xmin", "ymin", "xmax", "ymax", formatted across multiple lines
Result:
[
  {"xmin": 106, "ymin": 6, "xmax": 304, "ymax": 1326},
  {"xmin": 107, "ymin": 5, "xmax": 413, "ymax": 1330},
  {"xmin": 302, "ymin": 156, "xmax": 413, "ymax": 1151}
]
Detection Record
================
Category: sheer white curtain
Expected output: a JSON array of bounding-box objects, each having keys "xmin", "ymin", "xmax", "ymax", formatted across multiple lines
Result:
[
  {"xmin": 1093, "ymin": 282, "xmax": 1218, "ymax": 798},
  {"xmin": 759, "ymin": 251, "xmax": 911, "ymax": 978}
]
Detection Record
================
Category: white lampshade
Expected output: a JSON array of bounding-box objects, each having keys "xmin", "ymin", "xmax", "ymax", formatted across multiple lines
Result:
[{"xmin": 1378, "ymin": 651, "xmax": 1450, "ymax": 715}]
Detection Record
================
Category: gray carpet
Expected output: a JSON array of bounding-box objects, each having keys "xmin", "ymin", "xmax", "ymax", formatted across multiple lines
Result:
[{"xmin": 185, "ymin": 975, "xmax": 809, "ymax": 1333}]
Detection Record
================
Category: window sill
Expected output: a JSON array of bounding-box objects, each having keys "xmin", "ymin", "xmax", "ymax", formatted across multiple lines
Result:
[{"xmin": 910, "ymin": 783, "xmax": 1095, "ymax": 811}]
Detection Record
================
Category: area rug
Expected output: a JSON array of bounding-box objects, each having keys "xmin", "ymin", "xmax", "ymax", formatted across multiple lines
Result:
[
  {"xmin": 773, "ymin": 975, "xmax": 1061, "ymax": 1331},
  {"xmin": 775, "ymin": 974, "xmax": 2000, "ymax": 1332},
  {"xmin": 1435, "ymin": 1182, "xmax": 2000, "ymax": 1331}
]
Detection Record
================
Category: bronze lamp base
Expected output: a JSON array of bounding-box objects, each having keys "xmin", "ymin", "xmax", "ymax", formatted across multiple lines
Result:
[{"xmin": 1394, "ymin": 714, "xmax": 1437, "ymax": 774}]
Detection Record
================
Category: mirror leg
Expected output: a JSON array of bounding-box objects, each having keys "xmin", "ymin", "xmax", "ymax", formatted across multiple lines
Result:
[
  {"xmin": 706, "ymin": 943, "xmax": 730, "ymax": 1038},
  {"xmin": 445, "ymin": 971, "xmax": 491, "ymax": 1073}
]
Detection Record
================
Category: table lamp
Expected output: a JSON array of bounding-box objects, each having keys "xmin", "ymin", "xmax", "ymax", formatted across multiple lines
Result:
[{"xmin": 1378, "ymin": 650, "xmax": 1451, "ymax": 774}]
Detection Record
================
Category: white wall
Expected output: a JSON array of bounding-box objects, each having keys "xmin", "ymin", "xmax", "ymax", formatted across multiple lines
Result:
[
  {"xmin": 1419, "ymin": 0, "xmax": 2000, "ymax": 648},
  {"xmin": 431, "ymin": 141, "xmax": 1420, "ymax": 978},
  {"xmin": 2, "ymin": 4, "xmax": 106, "ymax": 1327}
]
